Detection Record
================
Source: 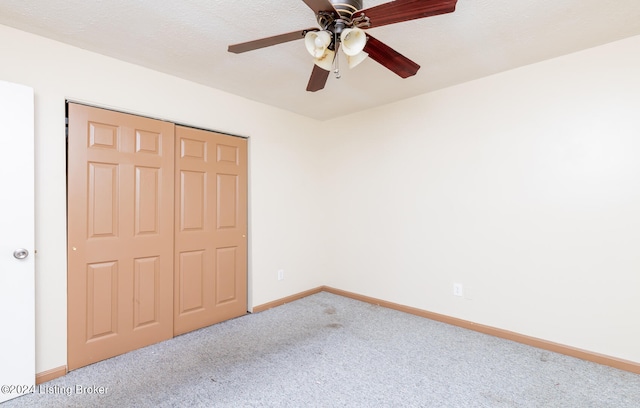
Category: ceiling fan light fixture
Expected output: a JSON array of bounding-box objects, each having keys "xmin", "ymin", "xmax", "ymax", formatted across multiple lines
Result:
[
  {"xmin": 305, "ymin": 30, "xmax": 332, "ymax": 58},
  {"xmin": 346, "ymin": 51, "xmax": 368, "ymax": 69},
  {"xmin": 313, "ymin": 48, "xmax": 335, "ymax": 71},
  {"xmin": 340, "ymin": 27, "xmax": 367, "ymax": 56}
]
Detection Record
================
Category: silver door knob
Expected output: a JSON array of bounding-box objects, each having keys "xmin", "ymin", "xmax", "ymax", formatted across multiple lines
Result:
[{"xmin": 13, "ymin": 248, "xmax": 29, "ymax": 259}]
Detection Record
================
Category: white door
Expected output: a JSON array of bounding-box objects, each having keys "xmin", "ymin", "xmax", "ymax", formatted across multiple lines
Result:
[{"xmin": 0, "ymin": 80, "xmax": 35, "ymax": 403}]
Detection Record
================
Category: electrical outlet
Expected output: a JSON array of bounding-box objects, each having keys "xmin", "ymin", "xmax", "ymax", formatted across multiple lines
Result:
[
  {"xmin": 277, "ymin": 269, "xmax": 284, "ymax": 281},
  {"xmin": 453, "ymin": 283, "xmax": 464, "ymax": 297}
]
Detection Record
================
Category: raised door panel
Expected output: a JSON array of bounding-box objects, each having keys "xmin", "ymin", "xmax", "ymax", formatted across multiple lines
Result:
[
  {"xmin": 217, "ymin": 174, "xmax": 238, "ymax": 229},
  {"xmin": 88, "ymin": 163, "xmax": 119, "ymax": 238},
  {"xmin": 85, "ymin": 261, "xmax": 119, "ymax": 341},
  {"xmin": 178, "ymin": 250, "xmax": 206, "ymax": 314},
  {"xmin": 135, "ymin": 167, "xmax": 160, "ymax": 235},
  {"xmin": 180, "ymin": 170, "xmax": 206, "ymax": 231},
  {"xmin": 215, "ymin": 247, "xmax": 238, "ymax": 304},
  {"xmin": 133, "ymin": 256, "xmax": 161, "ymax": 329}
]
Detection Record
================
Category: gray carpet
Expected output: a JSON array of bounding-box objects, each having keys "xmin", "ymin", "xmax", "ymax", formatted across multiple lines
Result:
[{"xmin": 4, "ymin": 292, "xmax": 639, "ymax": 407}]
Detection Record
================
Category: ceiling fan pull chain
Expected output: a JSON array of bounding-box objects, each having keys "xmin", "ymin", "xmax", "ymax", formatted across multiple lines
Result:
[{"xmin": 334, "ymin": 31, "xmax": 341, "ymax": 79}]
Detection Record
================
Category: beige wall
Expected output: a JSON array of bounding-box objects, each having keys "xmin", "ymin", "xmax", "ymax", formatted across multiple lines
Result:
[
  {"xmin": 0, "ymin": 24, "xmax": 326, "ymax": 373},
  {"xmin": 323, "ymin": 35, "xmax": 640, "ymax": 363}
]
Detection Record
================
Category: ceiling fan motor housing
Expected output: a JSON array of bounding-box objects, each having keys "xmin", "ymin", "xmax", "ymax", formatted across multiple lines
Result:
[
  {"xmin": 331, "ymin": 0, "xmax": 364, "ymax": 20},
  {"xmin": 319, "ymin": 0, "xmax": 364, "ymax": 40}
]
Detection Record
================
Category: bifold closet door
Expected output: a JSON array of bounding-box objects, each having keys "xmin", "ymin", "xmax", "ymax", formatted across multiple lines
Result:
[
  {"xmin": 174, "ymin": 126, "xmax": 248, "ymax": 335},
  {"xmin": 67, "ymin": 104, "xmax": 175, "ymax": 370}
]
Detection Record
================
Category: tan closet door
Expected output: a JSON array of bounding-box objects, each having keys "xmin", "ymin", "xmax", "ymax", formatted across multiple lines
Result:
[
  {"xmin": 67, "ymin": 104, "xmax": 175, "ymax": 370},
  {"xmin": 174, "ymin": 126, "xmax": 247, "ymax": 335}
]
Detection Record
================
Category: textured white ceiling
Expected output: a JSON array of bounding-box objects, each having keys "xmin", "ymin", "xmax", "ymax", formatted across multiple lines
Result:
[{"xmin": 1, "ymin": 0, "xmax": 640, "ymax": 120}]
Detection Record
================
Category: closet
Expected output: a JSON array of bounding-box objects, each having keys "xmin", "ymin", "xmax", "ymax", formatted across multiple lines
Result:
[{"xmin": 67, "ymin": 104, "xmax": 247, "ymax": 370}]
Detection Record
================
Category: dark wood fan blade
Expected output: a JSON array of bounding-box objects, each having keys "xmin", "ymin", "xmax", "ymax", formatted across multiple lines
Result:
[
  {"xmin": 228, "ymin": 28, "xmax": 318, "ymax": 53},
  {"xmin": 301, "ymin": 0, "xmax": 337, "ymax": 14},
  {"xmin": 306, "ymin": 65, "xmax": 331, "ymax": 92},
  {"xmin": 363, "ymin": 34, "xmax": 420, "ymax": 78},
  {"xmin": 357, "ymin": 0, "xmax": 457, "ymax": 28}
]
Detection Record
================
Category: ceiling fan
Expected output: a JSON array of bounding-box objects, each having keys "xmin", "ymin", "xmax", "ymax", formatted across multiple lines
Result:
[{"xmin": 228, "ymin": 0, "xmax": 458, "ymax": 92}]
